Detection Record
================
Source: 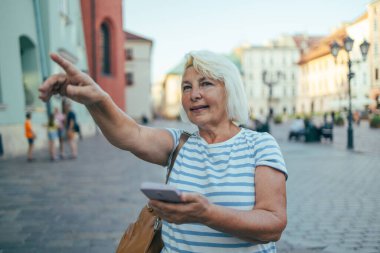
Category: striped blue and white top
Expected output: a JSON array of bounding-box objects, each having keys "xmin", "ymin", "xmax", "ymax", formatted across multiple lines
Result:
[{"xmin": 161, "ymin": 127, "xmax": 287, "ymax": 253}]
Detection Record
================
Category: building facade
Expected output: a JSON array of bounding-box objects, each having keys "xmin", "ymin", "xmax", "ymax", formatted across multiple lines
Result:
[
  {"xmin": 80, "ymin": 0, "xmax": 126, "ymax": 110},
  {"xmin": 0, "ymin": 0, "xmax": 95, "ymax": 157},
  {"xmin": 242, "ymin": 35, "xmax": 305, "ymax": 119},
  {"xmin": 161, "ymin": 61, "xmax": 184, "ymax": 119},
  {"xmin": 298, "ymin": 10, "xmax": 376, "ymax": 115},
  {"xmin": 124, "ymin": 31, "xmax": 153, "ymax": 120},
  {"xmin": 298, "ymin": 28, "xmax": 347, "ymax": 114},
  {"xmin": 368, "ymin": 0, "xmax": 380, "ymax": 109}
]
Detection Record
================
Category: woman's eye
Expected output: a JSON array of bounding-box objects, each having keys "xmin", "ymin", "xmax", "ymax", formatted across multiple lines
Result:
[
  {"xmin": 201, "ymin": 82, "xmax": 213, "ymax": 86},
  {"xmin": 183, "ymin": 85, "xmax": 191, "ymax": 91}
]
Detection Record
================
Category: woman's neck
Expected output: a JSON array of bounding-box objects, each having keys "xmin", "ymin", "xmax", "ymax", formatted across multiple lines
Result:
[{"xmin": 198, "ymin": 121, "xmax": 240, "ymax": 144}]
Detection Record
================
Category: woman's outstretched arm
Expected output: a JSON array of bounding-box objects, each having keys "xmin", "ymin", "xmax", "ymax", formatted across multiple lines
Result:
[{"xmin": 39, "ymin": 53, "xmax": 174, "ymax": 165}]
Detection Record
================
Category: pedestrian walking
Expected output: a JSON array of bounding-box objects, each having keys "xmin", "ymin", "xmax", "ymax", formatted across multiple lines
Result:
[
  {"xmin": 54, "ymin": 107, "xmax": 65, "ymax": 159},
  {"xmin": 63, "ymin": 101, "xmax": 78, "ymax": 159},
  {"xmin": 24, "ymin": 112, "xmax": 36, "ymax": 162},
  {"xmin": 39, "ymin": 51, "xmax": 287, "ymax": 253},
  {"xmin": 46, "ymin": 113, "xmax": 58, "ymax": 161},
  {"xmin": 331, "ymin": 111, "xmax": 335, "ymax": 125}
]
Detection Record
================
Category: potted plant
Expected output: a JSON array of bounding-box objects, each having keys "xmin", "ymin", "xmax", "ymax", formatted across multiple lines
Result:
[
  {"xmin": 273, "ymin": 115, "xmax": 283, "ymax": 124},
  {"xmin": 334, "ymin": 114, "xmax": 345, "ymax": 126},
  {"xmin": 369, "ymin": 114, "xmax": 380, "ymax": 128}
]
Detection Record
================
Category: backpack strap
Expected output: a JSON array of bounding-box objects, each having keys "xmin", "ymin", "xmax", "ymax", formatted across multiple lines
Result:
[{"xmin": 165, "ymin": 132, "xmax": 191, "ymax": 184}]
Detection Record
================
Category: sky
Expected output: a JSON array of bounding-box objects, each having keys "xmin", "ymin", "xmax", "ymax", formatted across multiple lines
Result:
[{"xmin": 123, "ymin": 0, "xmax": 370, "ymax": 83}]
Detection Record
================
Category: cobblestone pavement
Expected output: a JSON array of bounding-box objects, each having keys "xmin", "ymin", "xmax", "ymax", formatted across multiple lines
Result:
[{"xmin": 0, "ymin": 120, "xmax": 379, "ymax": 253}]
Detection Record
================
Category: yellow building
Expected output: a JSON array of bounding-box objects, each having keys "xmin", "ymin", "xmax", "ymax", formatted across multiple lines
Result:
[
  {"xmin": 298, "ymin": 28, "xmax": 348, "ymax": 114},
  {"xmin": 161, "ymin": 61, "xmax": 184, "ymax": 119},
  {"xmin": 298, "ymin": 10, "xmax": 375, "ymax": 115}
]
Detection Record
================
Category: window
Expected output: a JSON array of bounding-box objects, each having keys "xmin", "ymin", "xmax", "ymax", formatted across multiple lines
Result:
[
  {"xmin": 100, "ymin": 22, "xmax": 111, "ymax": 75},
  {"xmin": 125, "ymin": 48, "xmax": 133, "ymax": 60},
  {"xmin": 19, "ymin": 35, "xmax": 40, "ymax": 108},
  {"xmin": 126, "ymin": 72, "xmax": 134, "ymax": 86}
]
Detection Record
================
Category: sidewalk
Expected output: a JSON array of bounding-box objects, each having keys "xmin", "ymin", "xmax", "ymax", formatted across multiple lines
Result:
[{"xmin": 0, "ymin": 120, "xmax": 379, "ymax": 253}]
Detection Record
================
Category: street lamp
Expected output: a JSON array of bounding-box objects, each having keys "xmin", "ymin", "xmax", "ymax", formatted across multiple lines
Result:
[
  {"xmin": 262, "ymin": 70, "xmax": 281, "ymax": 131},
  {"xmin": 330, "ymin": 36, "xmax": 370, "ymax": 150}
]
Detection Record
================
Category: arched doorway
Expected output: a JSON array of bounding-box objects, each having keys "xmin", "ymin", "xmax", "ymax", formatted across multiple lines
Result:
[{"xmin": 19, "ymin": 35, "xmax": 41, "ymax": 108}]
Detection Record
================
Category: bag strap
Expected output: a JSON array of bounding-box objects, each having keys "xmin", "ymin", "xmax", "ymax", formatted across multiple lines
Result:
[{"xmin": 165, "ymin": 132, "xmax": 191, "ymax": 184}]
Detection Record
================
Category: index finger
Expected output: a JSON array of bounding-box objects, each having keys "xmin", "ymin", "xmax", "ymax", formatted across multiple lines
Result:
[{"xmin": 50, "ymin": 53, "xmax": 78, "ymax": 75}]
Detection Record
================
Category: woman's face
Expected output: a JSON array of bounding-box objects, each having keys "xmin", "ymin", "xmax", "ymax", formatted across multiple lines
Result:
[{"xmin": 181, "ymin": 66, "xmax": 228, "ymax": 128}]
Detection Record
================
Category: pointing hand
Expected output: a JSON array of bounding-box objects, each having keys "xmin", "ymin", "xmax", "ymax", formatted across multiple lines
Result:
[{"xmin": 39, "ymin": 53, "xmax": 107, "ymax": 105}]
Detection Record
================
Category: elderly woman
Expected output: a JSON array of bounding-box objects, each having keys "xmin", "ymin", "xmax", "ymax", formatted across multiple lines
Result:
[{"xmin": 39, "ymin": 51, "xmax": 287, "ymax": 253}]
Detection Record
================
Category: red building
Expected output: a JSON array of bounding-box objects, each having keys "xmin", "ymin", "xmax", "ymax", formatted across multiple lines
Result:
[{"xmin": 81, "ymin": 0, "xmax": 126, "ymax": 109}]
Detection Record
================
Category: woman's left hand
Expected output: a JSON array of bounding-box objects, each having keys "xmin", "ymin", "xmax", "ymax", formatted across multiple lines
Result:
[{"xmin": 149, "ymin": 192, "xmax": 211, "ymax": 224}]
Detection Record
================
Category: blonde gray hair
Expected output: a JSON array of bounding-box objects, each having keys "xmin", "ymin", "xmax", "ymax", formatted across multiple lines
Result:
[{"xmin": 180, "ymin": 50, "xmax": 249, "ymax": 125}]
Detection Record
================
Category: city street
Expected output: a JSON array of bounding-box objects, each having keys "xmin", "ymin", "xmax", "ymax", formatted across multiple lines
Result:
[{"xmin": 0, "ymin": 119, "xmax": 379, "ymax": 253}]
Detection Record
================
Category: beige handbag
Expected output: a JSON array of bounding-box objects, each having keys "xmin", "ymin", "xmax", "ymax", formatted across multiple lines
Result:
[{"xmin": 116, "ymin": 132, "xmax": 190, "ymax": 253}]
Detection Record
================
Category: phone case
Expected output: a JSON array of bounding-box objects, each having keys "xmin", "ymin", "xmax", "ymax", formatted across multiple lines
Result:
[{"xmin": 140, "ymin": 182, "xmax": 181, "ymax": 203}]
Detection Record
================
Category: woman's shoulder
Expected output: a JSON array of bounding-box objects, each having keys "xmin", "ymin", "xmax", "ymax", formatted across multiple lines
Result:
[
  {"xmin": 240, "ymin": 128, "xmax": 278, "ymax": 145},
  {"xmin": 165, "ymin": 128, "xmax": 194, "ymax": 143},
  {"xmin": 241, "ymin": 127, "xmax": 269, "ymax": 138}
]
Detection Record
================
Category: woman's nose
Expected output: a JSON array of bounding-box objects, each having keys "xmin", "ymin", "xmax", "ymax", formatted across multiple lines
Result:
[{"xmin": 190, "ymin": 87, "xmax": 202, "ymax": 101}]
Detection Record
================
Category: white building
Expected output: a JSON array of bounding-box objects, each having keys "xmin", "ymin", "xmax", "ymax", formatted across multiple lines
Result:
[
  {"xmin": 241, "ymin": 35, "xmax": 320, "ymax": 119},
  {"xmin": 124, "ymin": 31, "xmax": 153, "ymax": 120}
]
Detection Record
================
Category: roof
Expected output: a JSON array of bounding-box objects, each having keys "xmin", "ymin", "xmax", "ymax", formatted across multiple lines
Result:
[
  {"xmin": 298, "ymin": 27, "xmax": 347, "ymax": 65},
  {"xmin": 352, "ymin": 12, "xmax": 368, "ymax": 24},
  {"xmin": 124, "ymin": 31, "xmax": 153, "ymax": 43},
  {"xmin": 298, "ymin": 8, "xmax": 371, "ymax": 65},
  {"xmin": 292, "ymin": 35, "xmax": 324, "ymax": 51}
]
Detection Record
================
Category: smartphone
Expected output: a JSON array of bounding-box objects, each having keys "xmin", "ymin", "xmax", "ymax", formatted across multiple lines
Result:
[{"xmin": 140, "ymin": 182, "xmax": 182, "ymax": 203}]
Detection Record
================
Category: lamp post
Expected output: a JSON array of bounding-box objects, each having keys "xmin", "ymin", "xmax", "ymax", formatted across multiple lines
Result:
[
  {"xmin": 330, "ymin": 36, "xmax": 370, "ymax": 150},
  {"xmin": 262, "ymin": 70, "xmax": 281, "ymax": 131}
]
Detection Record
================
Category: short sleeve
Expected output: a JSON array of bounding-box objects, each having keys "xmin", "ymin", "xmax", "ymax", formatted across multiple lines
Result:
[
  {"xmin": 254, "ymin": 132, "xmax": 288, "ymax": 179},
  {"xmin": 165, "ymin": 128, "xmax": 184, "ymax": 166}
]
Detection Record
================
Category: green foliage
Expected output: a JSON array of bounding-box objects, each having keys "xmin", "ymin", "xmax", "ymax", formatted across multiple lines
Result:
[
  {"xmin": 273, "ymin": 115, "xmax": 283, "ymax": 124},
  {"xmin": 370, "ymin": 114, "xmax": 380, "ymax": 128},
  {"xmin": 334, "ymin": 114, "xmax": 345, "ymax": 126}
]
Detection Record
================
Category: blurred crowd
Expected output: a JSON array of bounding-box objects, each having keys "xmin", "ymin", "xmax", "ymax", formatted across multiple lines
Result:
[{"xmin": 24, "ymin": 100, "xmax": 81, "ymax": 162}]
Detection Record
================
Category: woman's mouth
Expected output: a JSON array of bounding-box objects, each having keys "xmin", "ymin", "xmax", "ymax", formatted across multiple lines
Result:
[{"xmin": 190, "ymin": 105, "xmax": 209, "ymax": 112}]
